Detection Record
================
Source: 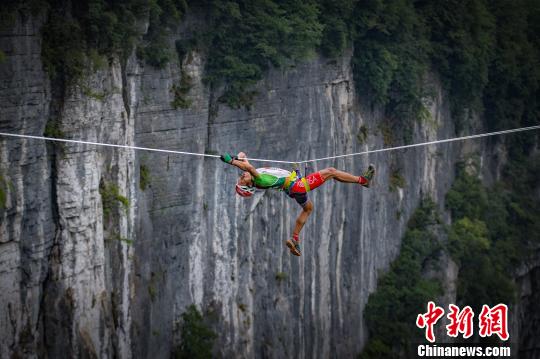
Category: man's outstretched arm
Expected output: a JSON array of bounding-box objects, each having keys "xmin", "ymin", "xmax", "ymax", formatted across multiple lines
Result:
[{"xmin": 220, "ymin": 152, "xmax": 259, "ymax": 178}]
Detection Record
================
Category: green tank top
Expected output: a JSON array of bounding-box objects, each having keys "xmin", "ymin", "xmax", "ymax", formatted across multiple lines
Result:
[{"xmin": 253, "ymin": 168, "xmax": 290, "ymax": 189}]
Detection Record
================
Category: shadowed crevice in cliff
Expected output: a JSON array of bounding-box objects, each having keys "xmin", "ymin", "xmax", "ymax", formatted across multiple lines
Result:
[
  {"xmin": 517, "ymin": 263, "xmax": 540, "ymax": 358},
  {"xmin": 37, "ymin": 60, "xmax": 73, "ymax": 355},
  {"xmin": 38, "ymin": 157, "xmax": 70, "ymax": 356},
  {"xmin": 204, "ymin": 81, "xmax": 219, "ymax": 157},
  {"xmin": 120, "ymin": 57, "xmax": 131, "ymax": 120}
]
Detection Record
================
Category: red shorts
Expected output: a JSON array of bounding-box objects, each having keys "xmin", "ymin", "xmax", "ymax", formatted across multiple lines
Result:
[{"xmin": 289, "ymin": 172, "xmax": 325, "ymax": 194}]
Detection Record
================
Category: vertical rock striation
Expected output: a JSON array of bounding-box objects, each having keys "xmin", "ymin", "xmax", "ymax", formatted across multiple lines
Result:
[
  {"xmin": 130, "ymin": 49, "xmax": 460, "ymax": 358},
  {"xmin": 0, "ymin": 13, "xmax": 54, "ymax": 358},
  {"xmin": 0, "ymin": 13, "xmax": 135, "ymax": 358}
]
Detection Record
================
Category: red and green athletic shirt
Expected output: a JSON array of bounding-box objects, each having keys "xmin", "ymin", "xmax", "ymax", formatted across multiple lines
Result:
[
  {"xmin": 252, "ymin": 167, "xmax": 290, "ymax": 189},
  {"xmin": 253, "ymin": 167, "xmax": 325, "ymax": 194}
]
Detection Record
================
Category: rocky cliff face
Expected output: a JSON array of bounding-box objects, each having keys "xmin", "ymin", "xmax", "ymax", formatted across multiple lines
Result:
[
  {"xmin": 0, "ymin": 13, "xmax": 134, "ymax": 358},
  {"xmin": 511, "ymin": 251, "xmax": 540, "ymax": 358},
  {"xmin": 0, "ymin": 12, "xmax": 534, "ymax": 359}
]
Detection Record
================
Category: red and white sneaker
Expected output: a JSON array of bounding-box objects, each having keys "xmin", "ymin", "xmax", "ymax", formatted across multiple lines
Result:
[
  {"xmin": 285, "ymin": 239, "xmax": 301, "ymax": 256},
  {"xmin": 359, "ymin": 164, "xmax": 375, "ymax": 188}
]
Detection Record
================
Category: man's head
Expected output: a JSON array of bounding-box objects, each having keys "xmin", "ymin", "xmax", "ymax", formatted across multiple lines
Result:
[{"xmin": 236, "ymin": 171, "xmax": 255, "ymax": 197}]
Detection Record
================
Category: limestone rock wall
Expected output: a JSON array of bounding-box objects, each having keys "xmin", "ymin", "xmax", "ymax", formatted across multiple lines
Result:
[
  {"xmin": 0, "ymin": 13, "xmax": 135, "ymax": 358},
  {"xmin": 0, "ymin": 10, "xmax": 535, "ymax": 359}
]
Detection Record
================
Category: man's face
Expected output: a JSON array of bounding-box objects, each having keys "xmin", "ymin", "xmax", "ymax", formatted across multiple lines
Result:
[{"xmin": 237, "ymin": 171, "xmax": 253, "ymax": 187}]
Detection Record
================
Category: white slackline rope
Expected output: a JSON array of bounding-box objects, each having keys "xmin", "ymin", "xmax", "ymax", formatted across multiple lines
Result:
[
  {"xmin": 298, "ymin": 124, "xmax": 540, "ymax": 164},
  {"xmin": 0, "ymin": 125, "xmax": 539, "ymax": 164},
  {"xmin": 0, "ymin": 132, "xmax": 222, "ymax": 158},
  {"xmin": 0, "ymin": 131, "xmax": 295, "ymax": 164}
]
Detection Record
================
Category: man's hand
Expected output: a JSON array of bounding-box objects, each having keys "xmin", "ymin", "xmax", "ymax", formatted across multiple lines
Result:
[{"xmin": 220, "ymin": 152, "xmax": 237, "ymax": 164}]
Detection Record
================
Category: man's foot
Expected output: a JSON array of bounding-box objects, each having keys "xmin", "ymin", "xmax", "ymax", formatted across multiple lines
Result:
[
  {"xmin": 360, "ymin": 164, "xmax": 375, "ymax": 188},
  {"xmin": 286, "ymin": 239, "xmax": 301, "ymax": 256}
]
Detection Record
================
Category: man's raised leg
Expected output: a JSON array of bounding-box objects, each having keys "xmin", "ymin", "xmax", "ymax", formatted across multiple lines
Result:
[{"xmin": 319, "ymin": 165, "xmax": 375, "ymax": 186}]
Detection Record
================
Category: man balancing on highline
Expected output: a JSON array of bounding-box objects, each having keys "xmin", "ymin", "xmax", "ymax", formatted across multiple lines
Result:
[{"xmin": 220, "ymin": 152, "xmax": 375, "ymax": 256}]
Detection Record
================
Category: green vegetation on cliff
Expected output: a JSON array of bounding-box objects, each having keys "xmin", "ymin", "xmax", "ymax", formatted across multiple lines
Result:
[
  {"xmin": 0, "ymin": 173, "xmax": 9, "ymax": 210},
  {"xmin": 192, "ymin": 0, "xmax": 539, "ymax": 129},
  {"xmin": 446, "ymin": 153, "xmax": 540, "ymax": 311},
  {"xmin": 173, "ymin": 305, "xmax": 217, "ymax": 359},
  {"xmin": 4, "ymin": 0, "xmax": 537, "ymax": 121},
  {"xmin": 483, "ymin": 0, "xmax": 540, "ymax": 131},
  {"xmin": 38, "ymin": 0, "xmax": 187, "ymax": 83},
  {"xmin": 419, "ymin": 0, "xmax": 495, "ymax": 123},
  {"xmin": 193, "ymin": 0, "xmax": 323, "ymax": 107},
  {"xmin": 351, "ymin": 0, "xmax": 539, "ymax": 135},
  {"xmin": 361, "ymin": 147, "xmax": 540, "ymax": 356},
  {"xmin": 99, "ymin": 180, "xmax": 130, "ymax": 221},
  {"xmin": 360, "ymin": 199, "xmax": 443, "ymax": 358}
]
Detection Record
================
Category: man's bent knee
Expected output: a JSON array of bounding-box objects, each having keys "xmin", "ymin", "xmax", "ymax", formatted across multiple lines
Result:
[{"xmin": 320, "ymin": 167, "xmax": 337, "ymax": 180}]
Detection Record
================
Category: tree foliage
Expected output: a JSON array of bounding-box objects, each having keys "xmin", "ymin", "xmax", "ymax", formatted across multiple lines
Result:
[
  {"xmin": 350, "ymin": 0, "xmax": 539, "ymax": 135},
  {"xmin": 4, "ymin": 0, "xmax": 537, "ymax": 118},
  {"xmin": 318, "ymin": 0, "xmax": 355, "ymax": 58},
  {"xmin": 34, "ymin": 0, "xmax": 187, "ymax": 83},
  {"xmin": 193, "ymin": 0, "xmax": 323, "ymax": 107},
  {"xmin": 352, "ymin": 0, "xmax": 428, "ymax": 107},
  {"xmin": 362, "ymin": 144, "xmax": 539, "ymax": 355},
  {"xmin": 174, "ymin": 305, "xmax": 217, "ymax": 359},
  {"xmin": 361, "ymin": 199, "xmax": 443, "ymax": 358},
  {"xmin": 445, "ymin": 153, "xmax": 540, "ymax": 313},
  {"xmin": 418, "ymin": 0, "xmax": 495, "ymax": 125},
  {"xmin": 445, "ymin": 164, "xmax": 488, "ymax": 220},
  {"xmin": 483, "ymin": 0, "xmax": 540, "ymax": 131}
]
